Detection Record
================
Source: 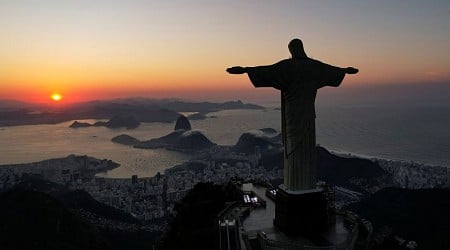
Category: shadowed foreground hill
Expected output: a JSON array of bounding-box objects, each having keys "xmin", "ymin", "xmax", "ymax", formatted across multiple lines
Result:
[
  {"xmin": 13, "ymin": 178, "xmax": 138, "ymax": 223},
  {"xmin": 257, "ymin": 146, "xmax": 391, "ymax": 193},
  {"xmin": 348, "ymin": 188, "xmax": 450, "ymax": 250},
  {"xmin": 316, "ymin": 147, "xmax": 391, "ymax": 192},
  {"xmin": 0, "ymin": 189, "xmax": 111, "ymax": 250},
  {"xmin": 0, "ymin": 179, "xmax": 161, "ymax": 250},
  {"xmin": 233, "ymin": 130, "xmax": 389, "ymax": 193}
]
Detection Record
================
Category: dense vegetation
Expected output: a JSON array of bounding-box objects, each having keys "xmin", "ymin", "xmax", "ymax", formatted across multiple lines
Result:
[
  {"xmin": 159, "ymin": 182, "xmax": 241, "ymax": 250},
  {"xmin": 348, "ymin": 188, "xmax": 450, "ymax": 249}
]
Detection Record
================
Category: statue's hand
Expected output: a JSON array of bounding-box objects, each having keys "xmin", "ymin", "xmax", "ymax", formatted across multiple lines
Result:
[
  {"xmin": 226, "ymin": 66, "xmax": 247, "ymax": 74},
  {"xmin": 345, "ymin": 67, "xmax": 359, "ymax": 74}
]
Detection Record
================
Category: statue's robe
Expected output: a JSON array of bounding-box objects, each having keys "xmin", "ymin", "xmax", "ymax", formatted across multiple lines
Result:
[{"xmin": 246, "ymin": 58, "xmax": 346, "ymax": 190}]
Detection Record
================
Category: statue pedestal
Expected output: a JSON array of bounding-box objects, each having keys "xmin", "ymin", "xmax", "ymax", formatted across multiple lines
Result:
[{"xmin": 273, "ymin": 185, "xmax": 329, "ymax": 236}]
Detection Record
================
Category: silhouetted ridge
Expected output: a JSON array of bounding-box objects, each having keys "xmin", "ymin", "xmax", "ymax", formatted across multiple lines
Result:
[
  {"xmin": 150, "ymin": 99, "xmax": 264, "ymax": 112},
  {"xmin": 104, "ymin": 114, "xmax": 140, "ymax": 129},
  {"xmin": 0, "ymin": 98, "xmax": 263, "ymax": 127},
  {"xmin": 233, "ymin": 128, "xmax": 282, "ymax": 154},
  {"xmin": 0, "ymin": 189, "xmax": 111, "ymax": 249},
  {"xmin": 70, "ymin": 114, "xmax": 140, "ymax": 129}
]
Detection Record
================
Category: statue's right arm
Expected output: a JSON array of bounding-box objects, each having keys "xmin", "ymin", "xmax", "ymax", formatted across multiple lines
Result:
[
  {"xmin": 226, "ymin": 66, "xmax": 247, "ymax": 74},
  {"xmin": 344, "ymin": 67, "xmax": 359, "ymax": 74},
  {"xmin": 226, "ymin": 63, "xmax": 281, "ymax": 89}
]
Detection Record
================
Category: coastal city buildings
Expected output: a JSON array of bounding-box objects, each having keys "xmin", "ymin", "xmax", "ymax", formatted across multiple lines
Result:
[
  {"xmin": 0, "ymin": 147, "xmax": 448, "ymax": 247},
  {"xmin": 0, "ymin": 148, "xmax": 281, "ymax": 231}
]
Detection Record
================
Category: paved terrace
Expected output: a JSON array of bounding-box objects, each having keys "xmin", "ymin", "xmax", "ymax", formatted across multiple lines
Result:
[{"xmin": 241, "ymin": 183, "xmax": 355, "ymax": 248}]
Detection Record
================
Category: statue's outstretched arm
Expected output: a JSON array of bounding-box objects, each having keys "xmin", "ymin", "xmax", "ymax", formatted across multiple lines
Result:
[
  {"xmin": 226, "ymin": 66, "xmax": 247, "ymax": 74},
  {"xmin": 345, "ymin": 67, "xmax": 359, "ymax": 74}
]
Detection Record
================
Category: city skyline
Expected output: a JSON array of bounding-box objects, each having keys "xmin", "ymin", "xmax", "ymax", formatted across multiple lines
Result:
[{"xmin": 1, "ymin": 0, "xmax": 449, "ymax": 103}]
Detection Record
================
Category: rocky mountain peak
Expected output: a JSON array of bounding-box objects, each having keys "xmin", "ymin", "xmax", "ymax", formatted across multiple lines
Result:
[{"xmin": 174, "ymin": 115, "xmax": 191, "ymax": 131}]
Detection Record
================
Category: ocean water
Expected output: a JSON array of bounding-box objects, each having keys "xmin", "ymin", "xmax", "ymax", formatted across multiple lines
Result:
[
  {"xmin": 0, "ymin": 105, "xmax": 449, "ymax": 178},
  {"xmin": 315, "ymin": 105, "xmax": 450, "ymax": 166}
]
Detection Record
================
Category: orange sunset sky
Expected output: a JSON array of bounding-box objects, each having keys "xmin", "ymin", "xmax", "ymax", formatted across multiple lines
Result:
[{"xmin": 1, "ymin": 1, "xmax": 449, "ymax": 104}]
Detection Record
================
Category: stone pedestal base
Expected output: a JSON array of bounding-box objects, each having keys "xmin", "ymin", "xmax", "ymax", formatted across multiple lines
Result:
[{"xmin": 273, "ymin": 185, "xmax": 329, "ymax": 236}]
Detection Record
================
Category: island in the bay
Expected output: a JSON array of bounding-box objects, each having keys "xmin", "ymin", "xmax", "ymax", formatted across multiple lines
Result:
[{"xmin": 112, "ymin": 115, "xmax": 215, "ymax": 152}]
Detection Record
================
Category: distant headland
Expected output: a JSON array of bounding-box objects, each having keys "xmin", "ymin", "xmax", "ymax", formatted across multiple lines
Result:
[
  {"xmin": 0, "ymin": 98, "xmax": 264, "ymax": 127},
  {"xmin": 70, "ymin": 115, "xmax": 140, "ymax": 129}
]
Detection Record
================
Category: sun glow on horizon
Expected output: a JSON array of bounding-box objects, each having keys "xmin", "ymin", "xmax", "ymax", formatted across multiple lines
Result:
[
  {"xmin": 51, "ymin": 93, "xmax": 62, "ymax": 102},
  {"xmin": 0, "ymin": 1, "xmax": 449, "ymax": 102}
]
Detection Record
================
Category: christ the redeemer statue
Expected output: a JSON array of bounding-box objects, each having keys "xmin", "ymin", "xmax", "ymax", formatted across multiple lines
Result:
[{"xmin": 227, "ymin": 39, "xmax": 358, "ymax": 191}]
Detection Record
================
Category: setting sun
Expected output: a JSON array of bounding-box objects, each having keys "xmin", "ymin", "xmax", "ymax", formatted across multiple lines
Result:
[{"xmin": 51, "ymin": 93, "xmax": 62, "ymax": 102}]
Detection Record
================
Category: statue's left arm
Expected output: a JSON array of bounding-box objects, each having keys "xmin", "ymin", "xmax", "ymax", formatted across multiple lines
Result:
[{"xmin": 317, "ymin": 63, "xmax": 358, "ymax": 89}]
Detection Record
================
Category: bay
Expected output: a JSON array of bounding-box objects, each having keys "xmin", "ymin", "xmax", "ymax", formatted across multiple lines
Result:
[{"xmin": 0, "ymin": 105, "xmax": 449, "ymax": 178}]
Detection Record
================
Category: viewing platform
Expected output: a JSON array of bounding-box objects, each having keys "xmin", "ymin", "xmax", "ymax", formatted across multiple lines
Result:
[{"xmin": 235, "ymin": 183, "xmax": 366, "ymax": 250}]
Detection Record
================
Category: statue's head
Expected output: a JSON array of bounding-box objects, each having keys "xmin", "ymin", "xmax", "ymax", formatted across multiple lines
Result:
[{"xmin": 288, "ymin": 39, "xmax": 307, "ymax": 59}]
